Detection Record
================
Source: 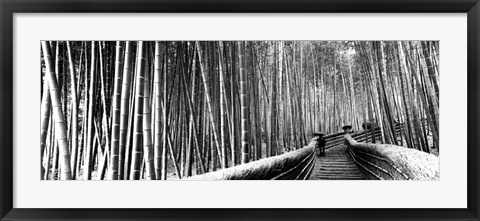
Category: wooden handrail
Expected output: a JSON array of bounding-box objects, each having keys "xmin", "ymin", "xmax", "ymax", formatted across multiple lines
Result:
[
  {"xmin": 186, "ymin": 140, "xmax": 317, "ymax": 180},
  {"xmin": 344, "ymin": 134, "xmax": 439, "ymax": 180}
]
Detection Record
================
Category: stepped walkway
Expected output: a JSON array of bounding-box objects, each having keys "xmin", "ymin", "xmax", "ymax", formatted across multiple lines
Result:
[{"xmin": 308, "ymin": 145, "xmax": 366, "ymax": 180}]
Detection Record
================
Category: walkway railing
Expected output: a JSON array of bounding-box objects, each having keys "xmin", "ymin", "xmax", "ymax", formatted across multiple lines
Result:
[
  {"xmin": 323, "ymin": 126, "xmax": 384, "ymax": 149},
  {"xmin": 345, "ymin": 133, "xmax": 439, "ymax": 180},
  {"xmin": 187, "ymin": 140, "xmax": 317, "ymax": 180}
]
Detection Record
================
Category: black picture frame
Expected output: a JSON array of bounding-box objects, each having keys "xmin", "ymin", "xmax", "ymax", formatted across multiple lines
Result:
[{"xmin": 1, "ymin": 0, "xmax": 479, "ymax": 220}]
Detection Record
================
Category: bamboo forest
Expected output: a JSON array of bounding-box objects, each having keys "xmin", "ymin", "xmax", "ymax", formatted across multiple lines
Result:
[{"xmin": 40, "ymin": 41, "xmax": 440, "ymax": 181}]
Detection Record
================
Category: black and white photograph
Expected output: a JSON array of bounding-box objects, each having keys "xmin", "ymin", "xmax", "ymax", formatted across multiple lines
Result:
[{"xmin": 40, "ymin": 40, "xmax": 440, "ymax": 181}]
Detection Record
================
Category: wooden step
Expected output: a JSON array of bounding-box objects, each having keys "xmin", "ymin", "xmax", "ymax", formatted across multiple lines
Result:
[{"xmin": 308, "ymin": 145, "xmax": 367, "ymax": 180}]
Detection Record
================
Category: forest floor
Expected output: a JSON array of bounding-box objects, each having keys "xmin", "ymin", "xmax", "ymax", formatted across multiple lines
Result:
[
  {"xmin": 167, "ymin": 142, "xmax": 276, "ymax": 180},
  {"xmin": 394, "ymin": 133, "xmax": 438, "ymax": 156},
  {"xmin": 61, "ymin": 143, "xmax": 271, "ymax": 180}
]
